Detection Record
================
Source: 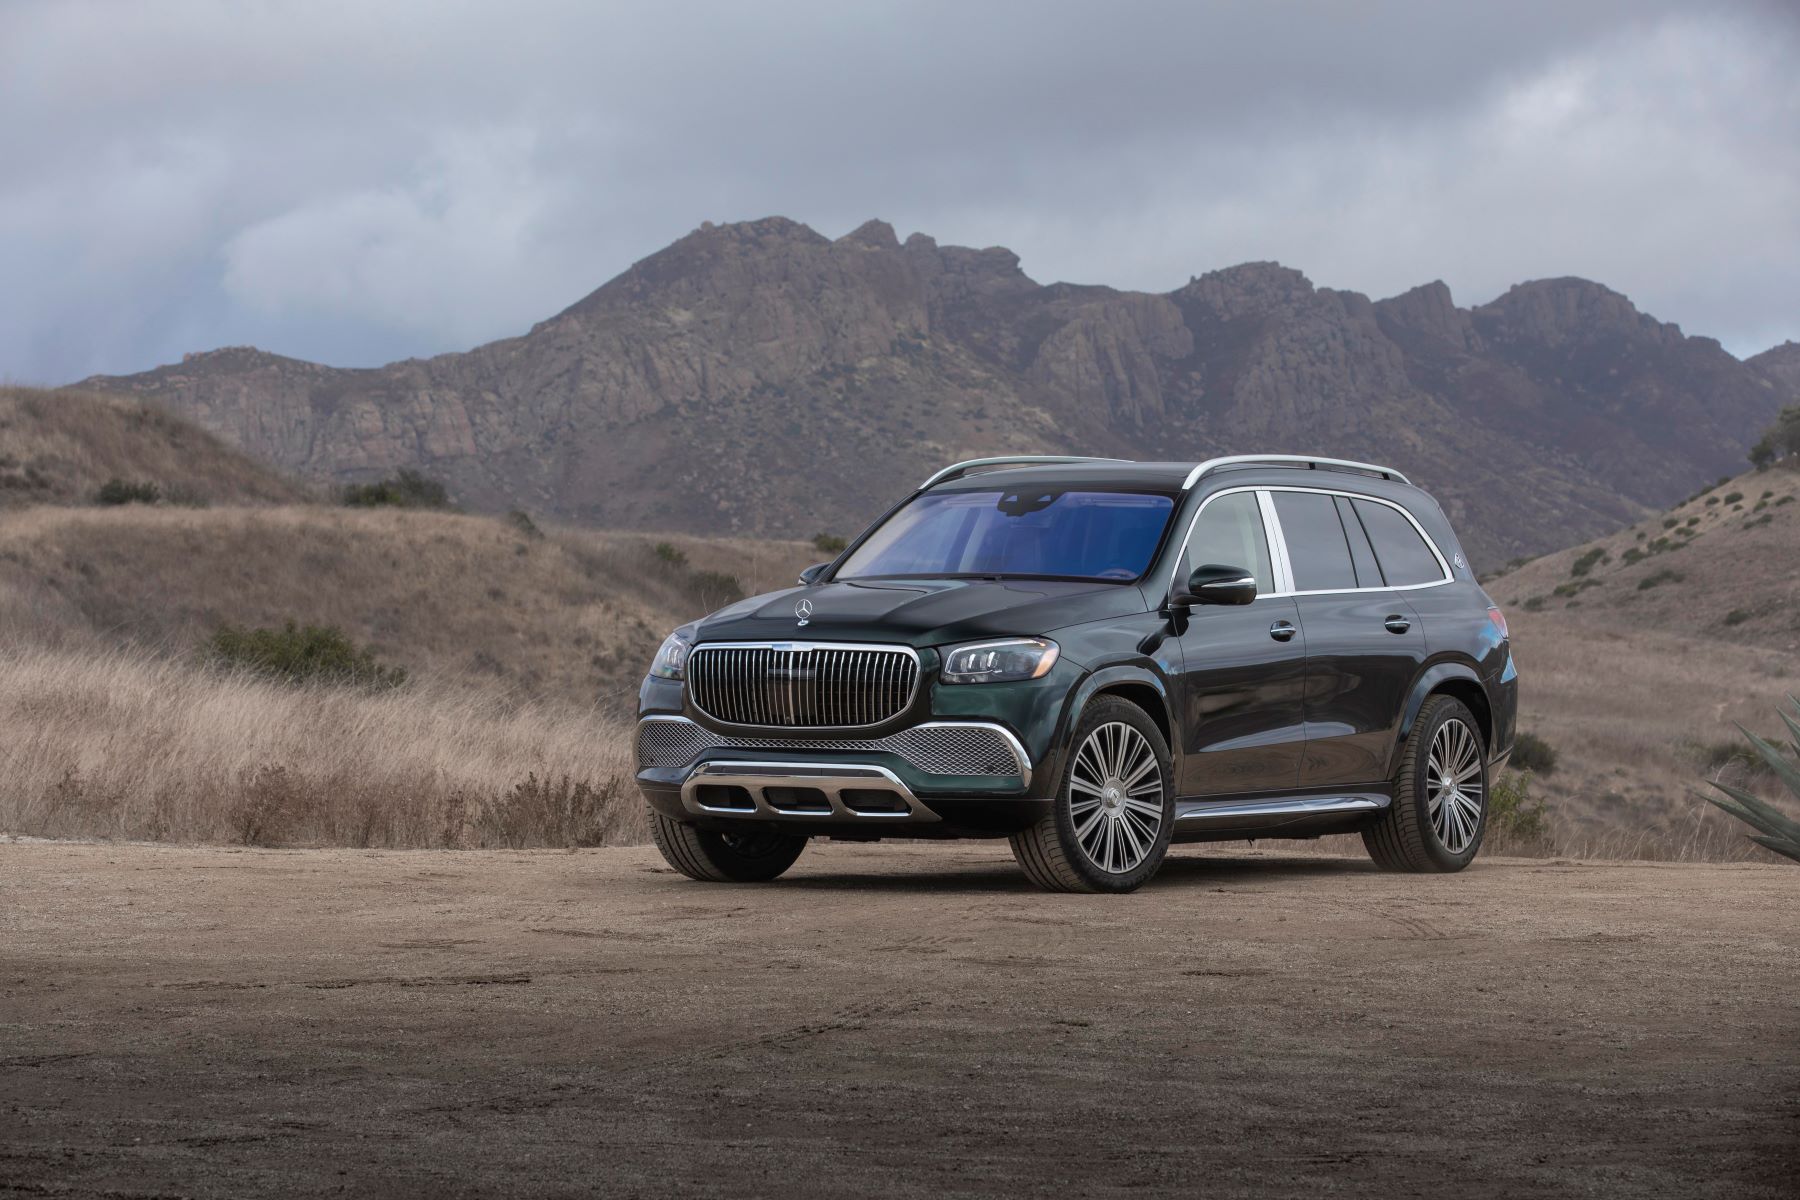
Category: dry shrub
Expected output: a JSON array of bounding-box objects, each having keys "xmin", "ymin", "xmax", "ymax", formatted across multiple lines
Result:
[{"xmin": 0, "ymin": 647, "xmax": 645, "ymax": 848}]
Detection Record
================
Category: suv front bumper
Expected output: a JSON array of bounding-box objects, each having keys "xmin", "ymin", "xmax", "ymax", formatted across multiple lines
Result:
[{"xmin": 633, "ymin": 715, "xmax": 1048, "ymax": 836}]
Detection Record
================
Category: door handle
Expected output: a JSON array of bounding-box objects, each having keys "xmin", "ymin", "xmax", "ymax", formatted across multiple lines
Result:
[
  {"xmin": 1269, "ymin": 620, "xmax": 1297, "ymax": 642},
  {"xmin": 1384, "ymin": 615, "xmax": 1411, "ymax": 634}
]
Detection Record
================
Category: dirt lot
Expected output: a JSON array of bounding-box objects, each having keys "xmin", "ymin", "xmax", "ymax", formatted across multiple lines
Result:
[{"xmin": 2, "ymin": 842, "xmax": 1795, "ymax": 1198}]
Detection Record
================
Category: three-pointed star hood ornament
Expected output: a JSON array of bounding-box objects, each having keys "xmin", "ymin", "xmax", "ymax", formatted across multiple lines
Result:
[{"xmin": 794, "ymin": 598, "xmax": 813, "ymax": 627}]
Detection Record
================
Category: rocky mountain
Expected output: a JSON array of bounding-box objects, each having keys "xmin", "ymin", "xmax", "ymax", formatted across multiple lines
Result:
[
  {"xmin": 1749, "ymin": 340, "xmax": 1800, "ymax": 398},
  {"xmin": 77, "ymin": 217, "xmax": 1793, "ymax": 566}
]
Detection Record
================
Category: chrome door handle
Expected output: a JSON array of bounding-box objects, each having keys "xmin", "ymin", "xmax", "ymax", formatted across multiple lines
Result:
[
  {"xmin": 1269, "ymin": 620, "xmax": 1297, "ymax": 642},
  {"xmin": 1384, "ymin": 615, "xmax": 1411, "ymax": 634}
]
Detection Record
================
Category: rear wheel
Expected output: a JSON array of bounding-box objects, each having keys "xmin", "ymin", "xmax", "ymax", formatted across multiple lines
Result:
[
  {"xmin": 649, "ymin": 811, "xmax": 807, "ymax": 882},
  {"xmin": 1363, "ymin": 695, "xmax": 1487, "ymax": 872},
  {"xmin": 1010, "ymin": 697, "xmax": 1174, "ymax": 893}
]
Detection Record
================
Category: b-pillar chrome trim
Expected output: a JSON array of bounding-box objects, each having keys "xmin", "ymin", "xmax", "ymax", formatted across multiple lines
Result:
[{"xmin": 680, "ymin": 761, "xmax": 941, "ymax": 822}]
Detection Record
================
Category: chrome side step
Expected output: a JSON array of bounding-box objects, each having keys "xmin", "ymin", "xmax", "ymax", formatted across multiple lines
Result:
[{"xmin": 1175, "ymin": 795, "xmax": 1389, "ymax": 823}]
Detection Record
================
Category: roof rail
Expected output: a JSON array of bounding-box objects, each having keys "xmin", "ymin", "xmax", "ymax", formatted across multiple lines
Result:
[
  {"xmin": 1182, "ymin": 454, "xmax": 1411, "ymax": 490},
  {"xmin": 918, "ymin": 455, "xmax": 1130, "ymax": 490}
]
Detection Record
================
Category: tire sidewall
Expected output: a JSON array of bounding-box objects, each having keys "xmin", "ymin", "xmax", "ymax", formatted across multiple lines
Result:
[
  {"xmin": 1408, "ymin": 698, "xmax": 1487, "ymax": 869},
  {"xmin": 1053, "ymin": 697, "xmax": 1175, "ymax": 892}
]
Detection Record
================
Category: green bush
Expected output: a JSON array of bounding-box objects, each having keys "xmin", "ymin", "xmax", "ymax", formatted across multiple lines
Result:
[
  {"xmin": 1748, "ymin": 406, "xmax": 1800, "ymax": 469},
  {"xmin": 1569, "ymin": 547, "xmax": 1608, "ymax": 577},
  {"xmin": 1553, "ymin": 578, "xmax": 1601, "ymax": 599},
  {"xmin": 813, "ymin": 533, "xmax": 848, "ymax": 554},
  {"xmin": 652, "ymin": 541, "xmax": 688, "ymax": 567},
  {"xmin": 1489, "ymin": 771, "xmax": 1548, "ymax": 841},
  {"xmin": 207, "ymin": 621, "xmax": 407, "ymax": 689},
  {"xmin": 340, "ymin": 469, "xmax": 450, "ymax": 509},
  {"xmin": 1637, "ymin": 569, "xmax": 1684, "ymax": 591},
  {"xmin": 1701, "ymin": 696, "xmax": 1800, "ymax": 864},
  {"xmin": 94, "ymin": 478, "xmax": 161, "ymax": 505},
  {"xmin": 1510, "ymin": 731, "xmax": 1558, "ymax": 775},
  {"xmin": 1521, "ymin": 595, "xmax": 1547, "ymax": 612},
  {"xmin": 1723, "ymin": 491, "xmax": 1744, "ymax": 505},
  {"xmin": 1723, "ymin": 608, "xmax": 1752, "ymax": 627},
  {"xmin": 506, "ymin": 509, "xmax": 543, "ymax": 539}
]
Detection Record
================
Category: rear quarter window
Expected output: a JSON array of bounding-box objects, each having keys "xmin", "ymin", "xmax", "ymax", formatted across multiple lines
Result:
[
  {"xmin": 1352, "ymin": 499, "xmax": 1447, "ymax": 586},
  {"xmin": 1272, "ymin": 491, "xmax": 1357, "ymax": 591}
]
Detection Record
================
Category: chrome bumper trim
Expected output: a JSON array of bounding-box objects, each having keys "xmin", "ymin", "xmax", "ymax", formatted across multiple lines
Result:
[
  {"xmin": 679, "ymin": 761, "xmax": 939, "ymax": 823},
  {"xmin": 636, "ymin": 715, "xmax": 1031, "ymax": 781}
]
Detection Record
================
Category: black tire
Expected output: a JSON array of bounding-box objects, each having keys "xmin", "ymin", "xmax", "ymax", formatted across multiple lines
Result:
[
  {"xmin": 649, "ymin": 811, "xmax": 807, "ymax": 882},
  {"xmin": 1009, "ymin": 696, "xmax": 1175, "ymax": 893},
  {"xmin": 1363, "ymin": 694, "xmax": 1487, "ymax": 872}
]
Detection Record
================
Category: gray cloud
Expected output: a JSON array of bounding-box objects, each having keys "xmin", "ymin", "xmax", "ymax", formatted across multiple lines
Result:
[{"xmin": 2, "ymin": 0, "xmax": 1795, "ymax": 382}]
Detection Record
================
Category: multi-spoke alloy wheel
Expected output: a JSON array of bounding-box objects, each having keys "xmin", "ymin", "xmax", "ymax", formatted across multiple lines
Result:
[
  {"xmin": 1362, "ymin": 694, "xmax": 1487, "ymax": 872},
  {"xmin": 1069, "ymin": 721, "xmax": 1165, "ymax": 874},
  {"xmin": 1010, "ymin": 696, "xmax": 1174, "ymax": 892},
  {"xmin": 1427, "ymin": 718, "xmax": 1484, "ymax": 854}
]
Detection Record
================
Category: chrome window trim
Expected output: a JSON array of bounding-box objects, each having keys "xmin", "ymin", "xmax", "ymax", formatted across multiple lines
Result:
[
  {"xmin": 1169, "ymin": 484, "xmax": 1453, "ymax": 601},
  {"xmin": 636, "ymin": 713, "xmax": 1033, "ymax": 779}
]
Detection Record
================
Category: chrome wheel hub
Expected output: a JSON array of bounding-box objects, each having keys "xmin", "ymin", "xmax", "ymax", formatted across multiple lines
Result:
[
  {"xmin": 1426, "ymin": 717, "xmax": 1484, "ymax": 855},
  {"xmin": 1069, "ymin": 722, "xmax": 1164, "ymax": 874}
]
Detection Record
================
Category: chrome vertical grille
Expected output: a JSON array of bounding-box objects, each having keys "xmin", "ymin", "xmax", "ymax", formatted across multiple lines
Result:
[{"xmin": 687, "ymin": 643, "xmax": 919, "ymax": 728}]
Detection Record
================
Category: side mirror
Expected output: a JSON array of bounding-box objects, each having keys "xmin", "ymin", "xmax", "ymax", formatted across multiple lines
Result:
[
  {"xmin": 798, "ymin": 562, "xmax": 831, "ymax": 586},
  {"xmin": 1174, "ymin": 563, "xmax": 1258, "ymax": 607}
]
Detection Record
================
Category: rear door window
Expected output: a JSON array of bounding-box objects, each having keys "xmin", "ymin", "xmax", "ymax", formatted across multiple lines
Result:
[
  {"xmin": 1352, "ymin": 500, "xmax": 1446, "ymax": 586},
  {"xmin": 1333, "ymin": 495, "xmax": 1383, "ymax": 588},
  {"xmin": 1272, "ymin": 491, "xmax": 1356, "ymax": 592}
]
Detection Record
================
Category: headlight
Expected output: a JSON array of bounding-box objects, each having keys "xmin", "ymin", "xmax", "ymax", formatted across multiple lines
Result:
[
  {"xmin": 940, "ymin": 637, "xmax": 1059, "ymax": 684},
  {"xmin": 649, "ymin": 631, "xmax": 693, "ymax": 680}
]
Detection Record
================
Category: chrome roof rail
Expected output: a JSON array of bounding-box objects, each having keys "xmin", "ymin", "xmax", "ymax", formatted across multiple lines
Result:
[
  {"xmin": 1182, "ymin": 455, "xmax": 1411, "ymax": 490},
  {"xmin": 918, "ymin": 455, "xmax": 1130, "ymax": 490}
]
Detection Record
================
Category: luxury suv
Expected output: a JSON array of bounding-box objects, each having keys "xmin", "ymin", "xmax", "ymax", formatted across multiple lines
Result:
[{"xmin": 635, "ymin": 455, "xmax": 1517, "ymax": 892}]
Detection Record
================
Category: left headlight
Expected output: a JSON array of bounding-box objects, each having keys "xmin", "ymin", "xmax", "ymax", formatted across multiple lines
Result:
[
  {"xmin": 649, "ymin": 630, "xmax": 693, "ymax": 680},
  {"xmin": 939, "ymin": 637, "xmax": 1060, "ymax": 684}
]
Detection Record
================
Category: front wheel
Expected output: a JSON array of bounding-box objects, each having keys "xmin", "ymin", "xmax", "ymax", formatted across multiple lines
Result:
[
  {"xmin": 1363, "ymin": 695, "xmax": 1487, "ymax": 872},
  {"xmin": 1010, "ymin": 697, "xmax": 1175, "ymax": 893},
  {"xmin": 649, "ymin": 811, "xmax": 807, "ymax": 882}
]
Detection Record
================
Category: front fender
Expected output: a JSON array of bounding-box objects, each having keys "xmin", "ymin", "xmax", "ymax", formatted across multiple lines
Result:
[{"xmin": 1039, "ymin": 662, "xmax": 1180, "ymax": 798}]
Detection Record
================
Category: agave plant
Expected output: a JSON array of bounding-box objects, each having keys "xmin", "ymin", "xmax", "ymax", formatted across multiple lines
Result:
[{"xmin": 1702, "ymin": 695, "xmax": 1800, "ymax": 864}]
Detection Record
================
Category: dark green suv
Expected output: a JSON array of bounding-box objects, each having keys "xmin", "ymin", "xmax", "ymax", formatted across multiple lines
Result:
[{"xmin": 635, "ymin": 455, "xmax": 1517, "ymax": 892}]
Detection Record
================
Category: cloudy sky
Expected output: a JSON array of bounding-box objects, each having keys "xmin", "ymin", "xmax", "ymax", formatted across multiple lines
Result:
[{"xmin": 3, "ymin": 0, "xmax": 1796, "ymax": 383}]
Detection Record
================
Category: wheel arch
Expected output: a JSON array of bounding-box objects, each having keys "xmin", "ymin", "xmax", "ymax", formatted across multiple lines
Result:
[
  {"xmin": 1392, "ymin": 660, "xmax": 1492, "ymax": 774},
  {"xmin": 1048, "ymin": 664, "xmax": 1178, "ymax": 789}
]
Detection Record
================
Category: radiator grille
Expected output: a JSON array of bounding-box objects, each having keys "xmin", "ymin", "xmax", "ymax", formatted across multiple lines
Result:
[
  {"xmin": 687, "ymin": 644, "xmax": 919, "ymax": 728},
  {"xmin": 635, "ymin": 718, "xmax": 1026, "ymax": 778}
]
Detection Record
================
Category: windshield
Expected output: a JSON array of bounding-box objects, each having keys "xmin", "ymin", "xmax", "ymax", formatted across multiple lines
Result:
[{"xmin": 837, "ymin": 488, "xmax": 1175, "ymax": 582}]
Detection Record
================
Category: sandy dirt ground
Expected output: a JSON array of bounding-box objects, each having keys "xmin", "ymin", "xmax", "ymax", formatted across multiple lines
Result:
[{"xmin": 2, "ymin": 841, "xmax": 1796, "ymax": 1198}]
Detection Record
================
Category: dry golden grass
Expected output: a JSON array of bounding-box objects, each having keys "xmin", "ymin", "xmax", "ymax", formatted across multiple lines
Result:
[
  {"xmin": 0, "ymin": 647, "xmax": 642, "ymax": 848},
  {"xmin": 0, "ymin": 387, "xmax": 309, "ymax": 507}
]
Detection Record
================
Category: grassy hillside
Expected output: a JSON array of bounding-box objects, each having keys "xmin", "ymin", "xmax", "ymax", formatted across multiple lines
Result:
[
  {"xmin": 1, "ymin": 387, "xmax": 310, "ymax": 508},
  {"xmin": 0, "ymin": 504, "xmax": 816, "ymax": 710},
  {"xmin": 1487, "ymin": 464, "xmax": 1800, "ymax": 857}
]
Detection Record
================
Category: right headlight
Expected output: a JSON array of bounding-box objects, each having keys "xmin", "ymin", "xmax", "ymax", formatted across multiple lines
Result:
[
  {"xmin": 939, "ymin": 637, "xmax": 1060, "ymax": 684},
  {"xmin": 649, "ymin": 630, "xmax": 693, "ymax": 680}
]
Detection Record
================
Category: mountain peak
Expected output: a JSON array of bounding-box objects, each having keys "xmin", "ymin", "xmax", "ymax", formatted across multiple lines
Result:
[
  {"xmin": 1476, "ymin": 277, "xmax": 1675, "ymax": 346},
  {"xmin": 839, "ymin": 219, "xmax": 900, "ymax": 249}
]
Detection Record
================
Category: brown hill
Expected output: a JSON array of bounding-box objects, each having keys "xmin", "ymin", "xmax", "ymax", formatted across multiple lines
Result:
[
  {"xmin": 1, "ymin": 386, "xmax": 309, "ymax": 509},
  {"xmin": 0, "ymin": 503, "xmax": 815, "ymax": 710},
  {"xmin": 78, "ymin": 218, "xmax": 1790, "ymax": 567},
  {"xmin": 1489, "ymin": 463, "xmax": 1800, "ymax": 854}
]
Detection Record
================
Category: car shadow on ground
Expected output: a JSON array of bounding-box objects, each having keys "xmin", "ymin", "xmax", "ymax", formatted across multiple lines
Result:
[{"xmin": 776, "ymin": 850, "xmax": 1378, "ymax": 893}]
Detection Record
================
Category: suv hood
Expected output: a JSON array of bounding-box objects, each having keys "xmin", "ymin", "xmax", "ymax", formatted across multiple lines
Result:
[{"xmin": 692, "ymin": 578, "xmax": 1151, "ymax": 648}]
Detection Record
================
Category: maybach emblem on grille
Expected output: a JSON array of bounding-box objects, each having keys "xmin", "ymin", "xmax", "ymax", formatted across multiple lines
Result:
[{"xmin": 794, "ymin": 598, "xmax": 813, "ymax": 626}]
